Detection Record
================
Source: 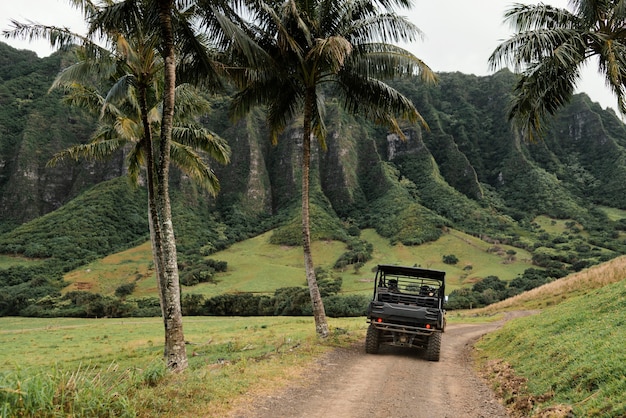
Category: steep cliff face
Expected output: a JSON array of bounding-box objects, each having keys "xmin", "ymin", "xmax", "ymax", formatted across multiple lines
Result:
[
  {"xmin": 2, "ymin": 42, "xmax": 626, "ymax": 245},
  {"xmin": 0, "ymin": 44, "xmax": 125, "ymax": 227}
]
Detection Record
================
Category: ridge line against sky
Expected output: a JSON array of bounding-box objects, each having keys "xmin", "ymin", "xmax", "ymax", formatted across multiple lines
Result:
[{"xmin": 0, "ymin": 0, "xmax": 619, "ymax": 115}]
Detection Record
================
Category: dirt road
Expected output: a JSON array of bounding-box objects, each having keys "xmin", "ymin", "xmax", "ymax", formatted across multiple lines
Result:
[{"xmin": 229, "ymin": 318, "xmax": 518, "ymax": 418}]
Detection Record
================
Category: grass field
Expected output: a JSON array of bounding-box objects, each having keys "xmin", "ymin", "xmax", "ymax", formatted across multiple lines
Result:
[
  {"xmin": 3, "ymin": 221, "xmax": 625, "ymax": 416},
  {"xmin": 0, "ymin": 254, "xmax": 43, "ymax": 269},
  {"xmin": 2, "ymin": 257, "xmax": 626, "ymax": 416},
  {"xmin": 0, "ymin": 316, "xmax": 368, "ymax": 417}
]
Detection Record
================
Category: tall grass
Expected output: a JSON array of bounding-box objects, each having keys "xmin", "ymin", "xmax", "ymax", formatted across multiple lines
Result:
[{"xmin": 0, "ymin": 363, "xmax": 137, "ymax": 417}]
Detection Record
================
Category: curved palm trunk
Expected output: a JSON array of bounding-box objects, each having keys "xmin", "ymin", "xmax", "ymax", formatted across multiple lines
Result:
[
  {"xmin": 302, "ymin": 87, "xmax": 329, "ymax": 338},
  {"xmin": 138, "ymin": 82, "xmax": 166, "ymax": 318},
  {"xmin": 157, "ymin": 0, "xmax": 188, "ymax": 372}
]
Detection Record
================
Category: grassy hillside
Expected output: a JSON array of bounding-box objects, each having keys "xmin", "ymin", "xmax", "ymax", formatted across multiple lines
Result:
[
  {"xmin": 60, "ymin": 227, "xmax": 536, "ymax": 299},
  {"xmin": 473, "ymin": 256, "xmax": 626, "ymax": 417}
]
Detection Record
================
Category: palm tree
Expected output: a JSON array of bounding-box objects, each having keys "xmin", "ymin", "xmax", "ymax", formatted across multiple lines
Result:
[
  {"xmin": 5, "ymin": 0, "xmax": 231, "ymax": 371},
  {"xmin": 489, "ymin": 1, "xmax": 626, "ymax": 141},
  {"xmin": 154, "ymin": 0, "xmax": 189, "ymax": 371},
  {"xmin": 226, "ymin": 0, "xmax": 436, "ymax": 337}
]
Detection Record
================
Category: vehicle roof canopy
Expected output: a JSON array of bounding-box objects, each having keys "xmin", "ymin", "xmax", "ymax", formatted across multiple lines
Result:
[{"xmin": 376, "ymin": 264, "xmax": 445, "ymax": 282}]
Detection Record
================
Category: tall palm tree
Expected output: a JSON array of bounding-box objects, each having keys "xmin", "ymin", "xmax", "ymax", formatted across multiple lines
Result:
[
  {"xmin": 154, "ymin": 0, "xmax": 189, "ymax": 371},
  {"xmin": 226, "ymin": 0, "xmax": 436, "ymax": 337},
  {"xmin": 489, "ymin": 0, "xmax": 626, "ymax": 141},
  {"xmin": 5, "ymin": 0, "xmax": 231, "ymax": 372}
]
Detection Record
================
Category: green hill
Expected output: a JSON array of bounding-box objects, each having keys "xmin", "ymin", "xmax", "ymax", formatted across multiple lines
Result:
[{"xmin": 3, "ymin": 43, "xmax": 626, "ymax": 316}]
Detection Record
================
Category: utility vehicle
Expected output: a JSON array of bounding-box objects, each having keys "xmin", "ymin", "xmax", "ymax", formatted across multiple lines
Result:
[{"xmin": 365, "ymin": 264, "xmax": 446, "ymax": 361}]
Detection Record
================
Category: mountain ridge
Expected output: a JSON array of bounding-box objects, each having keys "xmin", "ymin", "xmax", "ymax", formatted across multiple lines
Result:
[{"xmin": 1, "ymin": 42, "xmax": 626, "ymax": 316}]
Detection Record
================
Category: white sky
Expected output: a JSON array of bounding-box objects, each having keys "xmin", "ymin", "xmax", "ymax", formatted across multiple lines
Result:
[{"xmin": 0, "ymin": 0, "xmax": 618, "ymax": 114}]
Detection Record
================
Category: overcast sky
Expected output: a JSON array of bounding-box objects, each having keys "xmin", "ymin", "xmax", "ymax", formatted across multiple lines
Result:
[{"xmin": 0, "ymin": 0, "xmax": 618, "ymax": 114}]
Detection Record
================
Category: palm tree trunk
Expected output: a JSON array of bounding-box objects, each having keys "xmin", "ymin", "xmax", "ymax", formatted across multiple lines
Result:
[
  {"xmin": 137, "ymin": 81, "xmax": 166, "ymax": 318},
  {"xmin": 302, "ymin": 87, "xmax": 329, "ymax": 338},
  {"xmin": 157, "ymin": 0, "xmax": 188, "ymax": 372}
]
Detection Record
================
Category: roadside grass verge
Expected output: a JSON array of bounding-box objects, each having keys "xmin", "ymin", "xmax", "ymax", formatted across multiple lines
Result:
[
  {"xmin": 475, "ymin": 255, "xmax": 626, "ymax": 313},
  {"xmin": 474, "ymin": 274, "xmax": 626, "ymax": 416}
]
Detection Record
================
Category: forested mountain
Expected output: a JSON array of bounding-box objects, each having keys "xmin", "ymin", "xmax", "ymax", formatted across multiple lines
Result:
[{"xmin": 2, "ymin": 42, "xmax": 626, "ymax": 316}]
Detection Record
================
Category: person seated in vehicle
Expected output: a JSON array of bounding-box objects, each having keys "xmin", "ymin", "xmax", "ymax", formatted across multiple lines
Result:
[
  {"xmin": 420, "ymin": 285, "xmax": 435, "ymax": 297},
  {"xmin": 388, "ymin": 279, "xmax": 400, "ymax": 292}
]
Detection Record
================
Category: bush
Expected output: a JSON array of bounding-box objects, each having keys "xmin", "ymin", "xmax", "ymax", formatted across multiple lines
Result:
[
  {"xmin": 333, "ymin": 238, "xmax": 373, "ymax": 270},
  {"xmin": 442, "ymin": 254, "xmax": 459, "ymax": 265},
  {"xmin": 323, "ymin": 295, "xmax": 369, "ymax": 317},
  {"xmin": 179, "ymin": 258, "xmax": 227, "ymax": 286},
  {"xmin": 114, "ymin": 282, "xmax": 136, "ymax": 298}
]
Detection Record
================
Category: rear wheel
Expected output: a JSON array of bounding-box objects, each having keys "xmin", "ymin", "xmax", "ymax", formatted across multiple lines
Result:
[
  {"xmin": 424, "ymin": 331, "xmax": 441, "ymax": 361},
  {"xmin": 365, "ymin": 324, "xmax": 380, "ymax": 354}
]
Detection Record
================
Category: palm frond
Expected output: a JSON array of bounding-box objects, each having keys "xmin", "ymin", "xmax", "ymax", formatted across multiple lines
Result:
[
  {"xmin": 311, "ymin": 90, "xmax": 328, "ymax": 149},
  {"xmin": 509, "ymin": 58, "xmax": 580, "ymax": 141},
  {"xmin": 308, "ymin": 36, "xmax": 352, "ymax": 74},
  {"xmin": 172, "ymin": 125, "xmax": 231, "ymax": 164},
  {"xmin": 347, "ymin": 12, "xmax": 424, "ymax": 45},
  {"xmin": 103, "ymin": 74, "xmax": 137, "ymax": 116},
  {"xmin": 50, "ymin": 59, "xmax": 114, "ymax": 94},
  {"xmin": 598, "ymin": 39, "xmax": 626, "ymax": 114},
  {"xmin": 46, "ymin": 136, "xmax": 128, "ymax": 167},
  {"xmin": 3, "ymin": 20, "xmax": 84, "ymax": 52},
  {"xmin": 347, "ymin": 43, "xmax": 436, "ymax": 82},
  {"xmin": 169, "ymin": 142, "xmax": 221, "ymax": 195},
  {"xmin": 173, "ymin": 84, "xmax": 212, "ymax": 123},
  {"xmin": 338, "ymin": 72, "xmax": 424, "ymax": 132},
  {"xmin": 126, "ymin": 142, "xmax": 146, "ymax": 186}
]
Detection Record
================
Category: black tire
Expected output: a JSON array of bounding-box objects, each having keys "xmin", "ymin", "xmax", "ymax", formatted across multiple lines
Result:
[
  {"xmin": 424, "ymin": 331, "xmax": 441, "ymax": 362},
  {"xmin": 365, "ymin": 324, "xmax": 380, "ymax": 354}
]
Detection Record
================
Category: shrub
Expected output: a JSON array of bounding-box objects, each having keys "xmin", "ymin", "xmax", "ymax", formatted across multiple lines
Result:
[
  {"xmin": 179, "ymin": 258, "xmax": 227, "ymax": 286},
  {"xmin": 114, "ymin": 282, "xmax": 136, "ymax": 298},
  {"xmin": 333, "ymin": 238, "xmax": 373, "ymax": 270},
  {"xmin": 323, "ymin": 295, "xmax": 369, "ymax": 317},
  {"xmin": 442, "ymin": 254, "xmax": 459, "ymax": 265}
]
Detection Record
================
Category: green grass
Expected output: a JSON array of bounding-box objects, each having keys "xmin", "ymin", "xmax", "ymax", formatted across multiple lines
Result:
[
  {"xmin": 475, "ymin": 278, "xmax": 626, "ymax": 417},
  {"xmin": 597, "ymin": 206, "xmax": 626, "ymax": 221},
  {"xmin": 3, "ymin": 256, "xmax": 626, "ymax": 417},
  {"xmin": 0, "ymin": 316, "xmax": 368, "ymax": 417},
  {"xmin": 357, "ymin": 228, "xmax": 534, "ymax": 292},
  {"xmin": 63, "ymin": 241, "xmax": 154, "ymax": 295},
  {"xmin": 55, "ymin": 228, "xmax": 536, "ymax": 299},
  {"xmin": 0, "ymin": 316, "xmax": 362, "ymax": 371},
  {"xmin": 0, "ymin": 254, "xmax": 43, "ymax": 268}
]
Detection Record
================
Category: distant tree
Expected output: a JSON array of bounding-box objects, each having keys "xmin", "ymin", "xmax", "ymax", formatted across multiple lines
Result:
[
  {"xmin": 443, "ymin": 254, "xmax": 459, "ymax": 265},
  {"xmin": 489, "ymin": 1, "xmax": 626, "ymax": 140}
]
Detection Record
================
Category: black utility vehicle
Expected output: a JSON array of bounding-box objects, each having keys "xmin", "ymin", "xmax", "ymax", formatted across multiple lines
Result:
[{"xmin": 365, "ymin": 264, "xmax": 446, "ymax": 361}]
